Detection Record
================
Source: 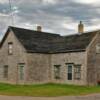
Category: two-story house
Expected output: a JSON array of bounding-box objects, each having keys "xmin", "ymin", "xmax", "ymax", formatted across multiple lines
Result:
[{"xmin": 0, "ymin": 22, "xmax": 100, "ymax": 85}]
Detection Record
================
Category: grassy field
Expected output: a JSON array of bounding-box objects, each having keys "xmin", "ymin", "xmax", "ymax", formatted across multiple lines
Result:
[{"xmin": 0, "ymin": 83, "xmax": 100, "ymax": 97}]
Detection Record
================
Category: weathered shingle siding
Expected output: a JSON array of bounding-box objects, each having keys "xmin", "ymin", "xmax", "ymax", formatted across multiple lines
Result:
[
  {"xmin": 26, "ymin": 53, "xmax": 51, "ymax": 84},
  {"xmin": 24, "ymin": 52, "xmax": 87, "ymax": 85},
  {"xmin": 0, "ymin": 31, "xmax": 28, "ymax": 84},
  {"xmin": 50, "ymin": 52, "xmax": 87, "ymax": 85},
  {"xmin": 87, "ymin": 33, "xmax": 100, "ymax": 85}
]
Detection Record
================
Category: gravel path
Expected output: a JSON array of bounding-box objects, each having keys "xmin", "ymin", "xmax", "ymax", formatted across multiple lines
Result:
[{"xmin": 0, "ymin": 94, "xmax": 100, "ymax": 100}]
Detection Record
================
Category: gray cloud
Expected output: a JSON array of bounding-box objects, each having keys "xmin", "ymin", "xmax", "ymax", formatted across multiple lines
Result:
[{"xmin": 0, "ymin": 0, "xmax": 100, "ymax": 39}]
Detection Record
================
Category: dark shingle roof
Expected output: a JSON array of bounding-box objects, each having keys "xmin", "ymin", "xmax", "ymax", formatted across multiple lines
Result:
[
  {"xmin": 48, "ymin": 31, "xmax": 98, "ymax": 53},
  {"xmin": 1, "ymin": 26, "xmax": 99, "ymax": 53},
  {"xmin": 9, "ymin": 26, "xmax": 61, "ymax": 53}
]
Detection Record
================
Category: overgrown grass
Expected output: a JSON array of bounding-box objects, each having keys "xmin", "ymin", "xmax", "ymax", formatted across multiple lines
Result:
[{"xmin": 0, "ymin": 83, "xmax": 99, "ymax": 96}]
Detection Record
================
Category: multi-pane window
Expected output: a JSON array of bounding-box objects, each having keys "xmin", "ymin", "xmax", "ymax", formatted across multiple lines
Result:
[
  {"xmin": 4, "ymin": 65, "xmax": 8, "ymax": 78},
  {"xmin": 74, "ymin": 65, "xmax": 81, "ymax": 80},
  {"xmin": 8, "ymin": 42, "xmax": 13, "ymax": 55},
  {"xmin": 67, "ymin": 64, "xmax": 73, "ymax": 80},
  {"xmin": 18, "ymin": 64, "xmax": 24, "ymax": 80},
  {"xmin": 54, "ymin": 65, "xmax": 61, "ymax": 79}
]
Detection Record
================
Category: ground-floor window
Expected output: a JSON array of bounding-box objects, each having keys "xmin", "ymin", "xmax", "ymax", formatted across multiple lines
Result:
[
  {"xmin": 3, "ymin": 65, "xmax": 8, "ymax": 78},
  {"xmin": 18, "ymin": 63, "xmax": 25, "ymax": 80},
  {"xmin": 67, "ymin": 63, "xmax": 73, "ymax": 80},
  {"xmin": 54, "ymin": 65, "xmax": 61, "ymax": 79},
  {"xmin": 74, "ymin": 65, "xmax": 81, "ymax": 80}
]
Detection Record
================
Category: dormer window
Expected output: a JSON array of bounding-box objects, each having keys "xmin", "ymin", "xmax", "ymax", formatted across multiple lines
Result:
[{"xmin": 8, "ymin": 42, "xmax": 13, "ymax": 55}]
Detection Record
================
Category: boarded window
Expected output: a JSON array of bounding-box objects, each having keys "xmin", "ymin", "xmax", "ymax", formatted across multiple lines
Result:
[
  {"xmin": 4, "ymin": 65, "xmax": 8, "ymax": 78},
  {"xmin": 18, "ymin": 64, "xmax": 24, "ymax": 80},
  {"xmin": 67, "ymin": 64, "xmax": 73, "ymax": 80},
  {"xmin": 54, "ymin": 65, "xmax": 60, "ymax": 79},
  {"xmin": 74, "ymin": 65, "xmax": 81, "ymax": 80},
  {"xmin": 8, "ymin": 42, "xmax": 13, "ymax": 55}
]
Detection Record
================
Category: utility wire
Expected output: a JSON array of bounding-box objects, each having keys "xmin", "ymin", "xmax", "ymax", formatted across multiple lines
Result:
[{"xmin": 8, "ymin": 0, "xmax": 14, "ymax": 26}]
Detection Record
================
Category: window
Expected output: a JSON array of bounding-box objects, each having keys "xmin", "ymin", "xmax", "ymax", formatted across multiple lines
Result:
[
  {"xmin": 67, "ymin": 64, "xmax": 73, "ymax": 80},
  {"xmin": 54, "ymin": 65, "xmax": 60, "ymax": 79},
  {"xmin": 74, "ymin": 65, "xmax": 81, "ymax": 80},
  {"xmin": 8, "ymin": 42, "xmax": 13, "ymax": 55},
  {"xmin": 18, "ymin": 64, "xmax": 24, "ymax": 80},
  {"xmin": 3, "ymin": 65, "xmax": 8, "ymax": 78}
]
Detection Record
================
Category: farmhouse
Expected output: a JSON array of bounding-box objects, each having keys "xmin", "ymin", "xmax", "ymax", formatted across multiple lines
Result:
[{"xmin": 0, "ymin": 21, "xmax": 100, "ymax": 85}]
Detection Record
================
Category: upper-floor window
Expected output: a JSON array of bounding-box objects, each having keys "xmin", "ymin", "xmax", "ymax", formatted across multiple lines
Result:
[
  {"xmin": 54, "ymin": 65, "xmax": 61, "ymax": 79},
  {"xmin": 74, "ymin": 65, "xmax": 81, "ymax": 80},
  {"xmin": 8, "ymin": 42, "xmax": 13, "ymax": 55}
]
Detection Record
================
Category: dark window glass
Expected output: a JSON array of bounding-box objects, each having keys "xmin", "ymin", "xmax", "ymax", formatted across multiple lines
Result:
[
  {"xmin": 67, "ymin": 64, "xmax": 73, "ymax": 80},
  {"xmin": 68, "ymin": 73, "xmax": 72, "ymax": 80}
]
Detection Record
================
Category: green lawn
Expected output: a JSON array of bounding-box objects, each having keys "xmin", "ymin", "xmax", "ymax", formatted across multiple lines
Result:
[{"xmin": 0, "ymin": 83, "xmax": 100, "ymax": 97}]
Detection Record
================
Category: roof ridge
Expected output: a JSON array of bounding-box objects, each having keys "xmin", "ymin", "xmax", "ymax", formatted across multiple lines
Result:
[
  {"xmin": 63, "ymin": 30, "xmax": 99, "ymax": 38},
  {"xmin": 9, "ymin": 26, "xmax": 61, "ymax": 36}
]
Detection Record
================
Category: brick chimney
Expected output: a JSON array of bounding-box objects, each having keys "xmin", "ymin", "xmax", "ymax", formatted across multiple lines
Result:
[
  {"xmin": 78, "ymin": 21, "xmax": 84, "ymax": 33},
  {"xmin": 37, "ymin": 26, "xmax": 42, "ymax": 32}
]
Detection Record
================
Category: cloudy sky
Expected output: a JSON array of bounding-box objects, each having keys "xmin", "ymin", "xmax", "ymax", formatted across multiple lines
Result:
[{"xmin": 0, "ymin": 0, "xmax": 100, "ymax": 39}]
